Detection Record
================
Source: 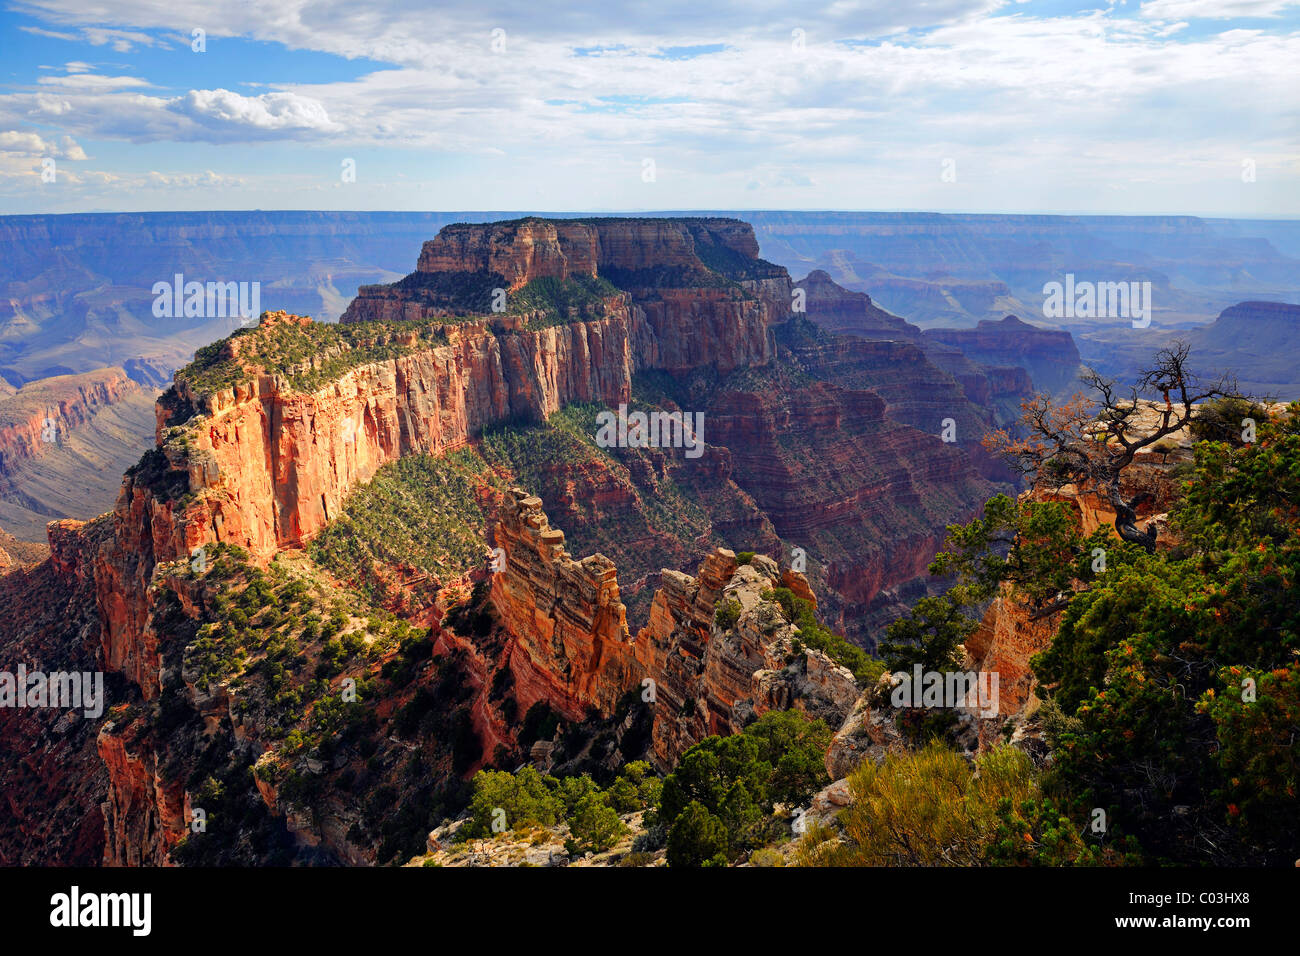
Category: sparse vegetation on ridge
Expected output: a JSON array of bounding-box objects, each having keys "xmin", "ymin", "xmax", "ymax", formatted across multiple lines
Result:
[
  {"xmin": 308, "ymin": 448, "xmax": 499, "ymax": 604},
  {"xmin": 178, "ymin": 314, "xmax": 450, "ymax": 395}
]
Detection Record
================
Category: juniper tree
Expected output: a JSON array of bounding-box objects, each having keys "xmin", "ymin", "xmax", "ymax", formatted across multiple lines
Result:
[{"xmin": 984, "ymin": 342, "xmax": 1244, "ymax": 552}]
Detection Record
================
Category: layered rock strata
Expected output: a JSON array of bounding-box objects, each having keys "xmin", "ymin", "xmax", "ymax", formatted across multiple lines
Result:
[{"xmin": 0, "ymin": 367, "xmax": 141, "ymax": 482}]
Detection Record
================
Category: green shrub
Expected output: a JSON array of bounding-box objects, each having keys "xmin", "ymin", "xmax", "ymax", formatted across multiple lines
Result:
[
  {"xmin": 666, "ymin": 801, "xmax": 729, "ymax": 868},
  {"xmin": 566, "ymin": 795, "xmax": 626, "ymax": 854},
  {"xmin": 714, "ymin": 599, "xmax": 741, "ymax": 630},
  {"xmin": 462, "ymin": 767, "xmax": 563, "ymax": 838}
]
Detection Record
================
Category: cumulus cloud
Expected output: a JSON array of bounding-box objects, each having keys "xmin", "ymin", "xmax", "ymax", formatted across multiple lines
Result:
[
  {"xmin": 170, "ymin": 89, "xmax": 338, "ymax": 132},
  {"xmin": 0, "ymin": 129, "xmax": 86, "ymax": 158},
  {"xmin": 3, "ymin": 0, "xmax": 1297, "ymax": 213},
  {"xmin": 0, "ymin": 130, "xmax": 49, "ymax": 153}
]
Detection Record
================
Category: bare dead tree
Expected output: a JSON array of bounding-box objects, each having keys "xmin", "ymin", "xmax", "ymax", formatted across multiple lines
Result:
[{"xmin": 985, "ymin": 342, "xmax": 1243, "ymax": 551}]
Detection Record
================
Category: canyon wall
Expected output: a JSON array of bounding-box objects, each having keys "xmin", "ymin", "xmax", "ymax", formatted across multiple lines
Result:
[
  {"xmin": 0, "ymin": 368, "xmax": 141, "ymax": 482},
  {"xmin": 90, "ymin": 218, "xmax": 787, "ymax": 702},
  {"xmin": 24, "ymin": 216, "xmax": 1036, "ymax": 863},
  {"xmin": 702, "ymin": 362, "xmax": 1006, "ymax": 639},
  {"xmin": 923, "ymin": 315, "xmax": 1083, "ymax": 397}
]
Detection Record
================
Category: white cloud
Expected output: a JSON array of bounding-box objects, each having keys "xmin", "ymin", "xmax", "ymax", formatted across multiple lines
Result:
[
  {"xmin": 0, "ymin": 129, "xmax": 86, "ymax": 158},
  {"xmin": 0, "ymin": 130, "xmax": 49, "ymax": 153},
  {"xmin": 19, "ymin": 25, "xmax": 79, "ymax": 42},
  {"xmin": 3, "ymin": 0, "xmax": 1297, "ymax": 213},
  {"xmin": 38, "ymin": 73, "xmax": 152, "ymax": 90},
  {"xmin": 169, "ymin": 89, "xmax": 339, "ymax": 132},
  {"xmin": 145, "ymin": 169, "xmax": 244, "ymax": 187},
  {"xmin": 19, "ymin": 22, "xmax": 169, "ymax": 51}
]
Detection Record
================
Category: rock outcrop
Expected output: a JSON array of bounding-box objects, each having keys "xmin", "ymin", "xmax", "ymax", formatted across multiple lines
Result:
[
  {"xmin": 493, "ymin": 488, "xmax": 644, "ymax": 721},
  {"xmin": 824, "ymin": 676, "xmax": 909, "ymax": 780},
  {"xmin": 486, "ymin": 490, "xmax": 860, "ymax": 770},
  {"xmin": 95, "ymin": 720, "xmax": 186, "ymax": 867},
  {"xmin": 634, "ymin": 551, "xmax": 857, "ymax": 767}
]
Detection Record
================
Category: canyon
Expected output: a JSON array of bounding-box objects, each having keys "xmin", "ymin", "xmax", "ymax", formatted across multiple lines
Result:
[
  {"xmin": 0, "ymin": 215, "xmax": 1101, "ymax": 866},
  {"xmin": 4, "ymin": 210, "xmax": 1296, "ymax": 391}
]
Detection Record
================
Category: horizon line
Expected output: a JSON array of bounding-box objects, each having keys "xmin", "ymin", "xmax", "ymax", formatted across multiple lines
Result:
[{"xmin": 4, "ymin": 208, "xmax": 1300, "ymax": 222}]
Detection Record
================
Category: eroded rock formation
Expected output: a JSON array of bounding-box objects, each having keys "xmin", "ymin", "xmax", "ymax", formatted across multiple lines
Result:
[
  {"xmin": 632, "ymin": 550, "xmax": 857, "ymax": 767},
  {"xmin": 1, "ymin": 216, "xmax": 1077, "ymax": 866},
  {"xmin": 493, "ymin": 488, "xmax": 643, "ymax": 721},
  {"xmin": 486, "ymin": 491, "xmax": 860, "ymax": 770}
]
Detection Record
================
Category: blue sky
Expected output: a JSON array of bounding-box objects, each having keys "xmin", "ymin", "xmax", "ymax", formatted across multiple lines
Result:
[{"xmin": 0, "ymin": 0, "xmax": 1297, "ymax": 216}]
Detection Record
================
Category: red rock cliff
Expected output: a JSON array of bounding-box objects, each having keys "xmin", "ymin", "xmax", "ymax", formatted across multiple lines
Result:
[{"xmin": 492, "ymin": 487, "xmax": 646, "ymax": 721}]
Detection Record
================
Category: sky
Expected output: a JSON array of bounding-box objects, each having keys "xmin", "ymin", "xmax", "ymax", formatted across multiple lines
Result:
[{"xmin": 0, "ymin": 0, "xmax": 1297, "ymax": 217}]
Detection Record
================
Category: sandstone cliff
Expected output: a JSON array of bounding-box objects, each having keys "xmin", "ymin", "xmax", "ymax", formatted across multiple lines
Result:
[
  {"xmin": 485, "ymin": 489, "xmax": 859, "ymax": 770},
  {"xmin": 492, "ymin": 487, "xmax": 644, "ymax": 721},
  {"xmin": 343, "ymin": 217, "xmax": 780, "ymax": 372}
]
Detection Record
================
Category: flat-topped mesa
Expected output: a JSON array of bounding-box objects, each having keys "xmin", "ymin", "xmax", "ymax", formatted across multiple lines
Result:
[
  {"xmin": 492, "ymin": 488, "xmax": 644, "ymax": 722},
  {"xmin": 922, "ymin": 315, "xmax": 1083, "ymax": 397},
  {"xmin": 409, "ymin": 216, "xmax": 765, "ymax": 288},
  {"xmin": 416, "ymin": 219, "xmax": 600, "ymax": 289},
  {"xmin": 342, "ymin": 216, "xmax": 784, "ymax": 372}
]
